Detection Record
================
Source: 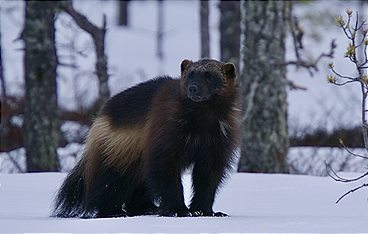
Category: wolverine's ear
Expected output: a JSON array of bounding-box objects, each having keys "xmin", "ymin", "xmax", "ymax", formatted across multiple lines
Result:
[
  {"xmin": 181, "ymin": 59, "xmax": 192, "ymax": 73},
  {"xmin": 222, "ymin": 63, "xmax": 237, "ymax": 80}
]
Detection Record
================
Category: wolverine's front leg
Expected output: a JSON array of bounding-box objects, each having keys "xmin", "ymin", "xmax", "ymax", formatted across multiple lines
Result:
[{"xmin": 189, "ymin": 156, "xmax": 229, "ymax": 217}]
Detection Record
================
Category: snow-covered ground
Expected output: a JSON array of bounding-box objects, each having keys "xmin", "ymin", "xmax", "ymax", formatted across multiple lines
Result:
[{"xmin": 0, "ymin": 172, "xmax": 367, "ymax": 232}]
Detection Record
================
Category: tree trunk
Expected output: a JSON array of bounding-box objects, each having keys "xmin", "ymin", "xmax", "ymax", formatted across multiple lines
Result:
[
  {"xmin": 118, "ymin": 0, "xmax": 129, "ymax": 27},
  {"xmin": 219, "ymin": 0, "xmax": 240, "ymax": 69},
  {"xmin": 200, "ymin": 0, "xmax": 210, "ymax": 58},
  {"xmin": 23, "ymin": 1, "xmax": 60, "ymax": 172},
  {"xmin": 238, "ymin": 1, "xmax": 289, "ymax": 173},
  {"xmin": 94, "ymin": 17, "xmax": 110, "ymax": 107},
  {"xmin": 0, "ymin": 15, "xmax": 10, "ymax": 151},
  {"xmin": 0, "ymin": 15, "xmax": 5, "ymax": 99},
  {"xmin": 157, "ymin": 0, "xmax": 164, "ymax": 67}
]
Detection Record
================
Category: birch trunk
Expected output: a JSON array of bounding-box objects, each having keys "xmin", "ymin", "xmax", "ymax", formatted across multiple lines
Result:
[
  {"xmin": 238, "ymin": 1, "xmax": 289, "ymax": 173},
  {"xmin": 23, "ymin": 1, "xmax": 60, "ymax": 172}
]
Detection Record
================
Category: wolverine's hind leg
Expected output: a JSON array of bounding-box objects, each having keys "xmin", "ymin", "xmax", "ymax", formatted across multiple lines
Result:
[
  {"xmin": 145, "ymin": 152, "xmax": 190, "ymax": 217},
  {"xmin": 83, "ymin": 168, "xmax": 135, "ymax": 218},
  {"xmin": 126, "ymin": 183, "xmax": 158, "ymax": 216}
]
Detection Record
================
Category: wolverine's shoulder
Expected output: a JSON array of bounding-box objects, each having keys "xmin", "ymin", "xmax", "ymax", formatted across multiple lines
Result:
[{"xmin": 101, "ymin": 76, "xmax": 175, "ymax": 126}]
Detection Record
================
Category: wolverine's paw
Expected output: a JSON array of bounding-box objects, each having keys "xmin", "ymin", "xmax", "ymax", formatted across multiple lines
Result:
[
  {"xmin": 212, "ymin": 211, "xmax": 228, "ymax": 217},
  {"xmin": 190, "ymin": 210, "xmax": 228, "ymax": 217},
  {"xmin": 127, "ymin": 207, "xmax": 158, "ymax": 217},
  {"xmin": 158, "ymin": 209, "xmax": 192, "ymax": 217}
]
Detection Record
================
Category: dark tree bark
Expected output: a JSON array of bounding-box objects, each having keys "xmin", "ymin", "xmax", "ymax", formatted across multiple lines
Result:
[
  {"xmin": 219, "ymin": 0, "xmax": 240, "ymax": 69},
  {"xmin": 157, "ymin": 0, "xmax": 164, "ymax": 60},
  {"xmin": 23, "ymin": 1, "xmax": 60, "ymax": 172},
  {"xmin": 0, "ymin": 15, "xmax": 5, "ymax": 99},
  {"xmin": 200, "ymin": 0, "xmax": 210, "ymax": 58},
  {"xmin": 238, "ymin": 1, "xmax": 289, "ymax": 173},
  {"xmin": 0, "ymin": 15, "xmax": 10, "ymax": 151},
  {"xmin": 118, "ymin": 0, "xmax": 129, "ymax": 27}
]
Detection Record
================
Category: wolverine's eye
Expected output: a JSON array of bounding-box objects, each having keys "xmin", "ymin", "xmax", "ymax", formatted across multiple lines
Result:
[
  {"xmin": 187, "ymin": 72, "xmax": 194, "ymax": 79},
  {"xmin": 204, "ymin": 72, "xmax": 212, "ymax": 82}
]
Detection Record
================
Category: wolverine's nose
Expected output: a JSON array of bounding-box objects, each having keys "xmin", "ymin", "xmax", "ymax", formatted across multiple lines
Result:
[{"xmin": 188, "ymin": 84, "xmax": 199, "ymax": 96}]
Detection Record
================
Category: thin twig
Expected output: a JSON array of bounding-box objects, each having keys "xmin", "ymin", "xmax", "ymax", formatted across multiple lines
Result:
[
  {"xmin": 326, "ymin": 162, "xmax": 368, "ymax": 182},
  {"xmin": 336, "ymin": 183, "xmax": 368, "ymax": 203},
  {"xmin": 342, "ymin": 27, "xmax": 352, "ymax": 40},
  {"xmin": 333, "ymin": 80, "xmax": 359, "ymax": 86},
  {"xmin": 277, "ymin": 40, "xmax": 336, "ymax": 76},
  {"xmin": 340, "ymin": 139, "xmax": 368, "ymax": 159},
  {"xmin": 58, "ymin": 61, "xmax": 79, "ymax": 69},
  {"xmin": 346, "ymin": 13, "xmax": 352, "ymax": 36},
  {"xmin": 330, "ymin": 67, "xmax": 359, "ymax": 80},
  {"xmin": 288, "ymin": 3, "xmax": 302, "ymax": 67},
  {"xmin": 6, "ymin": 152, "xmax": 24, "ymax": 173},
  {"xmin": 355, "ymin": 35, "xmax": 367, "ymax": 48},
  {"xmin": 360, "ymin": 43, "xmax": 368, "ymax": 68},
  {"xmin": 287, "ymin": 79, "xmax": 307, "ymax": 91}
]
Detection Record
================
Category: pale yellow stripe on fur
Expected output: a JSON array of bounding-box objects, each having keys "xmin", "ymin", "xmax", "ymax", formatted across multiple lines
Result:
[{"xmin": 90, "ymin": 116, "xmax": 145, "ymax": 172}]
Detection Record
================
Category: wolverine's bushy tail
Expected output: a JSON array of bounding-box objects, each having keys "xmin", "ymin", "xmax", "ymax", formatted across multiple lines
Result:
[{"xmin": 53, "ymin": 160, "xmax": 86, "ymax": 218}]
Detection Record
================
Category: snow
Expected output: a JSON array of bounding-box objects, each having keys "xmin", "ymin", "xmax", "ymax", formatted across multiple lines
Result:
[{"xmin": 0, "ymin": 172, "xmax": 367, "ymax": 232}]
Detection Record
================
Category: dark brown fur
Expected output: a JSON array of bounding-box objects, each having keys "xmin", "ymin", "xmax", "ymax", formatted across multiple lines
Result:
[{"xmin": 53, "ymin": 59, "xmax": 240, "ymax": 218}]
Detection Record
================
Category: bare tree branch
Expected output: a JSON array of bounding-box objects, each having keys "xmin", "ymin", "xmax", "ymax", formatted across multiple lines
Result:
[
  {"xmin": 330, "ymin": 66, "xmax": 359, "ymax": 80},
  {"xmin": 58, "ymin": 61, "xmax": 78, "ymax": 69},
  {"xmin": 61, "ymin": 1, "xmax": 110, "ymax": 106},
  {"xmin": 326, "ymin": 162, "xmax": 368, "ymax": 183},
  {"xmin": 6, "ymin": 152, "xmax": 24, "ymax": 173},
  {"xmin": 274, "ymin": 40, "xmax": 336, "ymax": 76},
  {"xmin": 333, "ymin": 80, "xmax": 359, "ymax": 86},
  {"xmin": 287, "ymin": 79, "xmax": 307, "ymax": 91},
  {"xmin": 288, "ymin": 3, "xmax": 302, "ymax": 67},
  {"xmin": 339, "ymin": 139, "xmax": 368, "ymax": 159},
  {"xmin": 336, "ymin": 183, "xmax": 368, "ymax": 204}
]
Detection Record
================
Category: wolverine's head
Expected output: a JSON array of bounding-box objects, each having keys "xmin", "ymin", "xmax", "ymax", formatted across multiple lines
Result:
[{"xmin": 180, "ymin": 59, "xmax": 237, "ymax": 102}]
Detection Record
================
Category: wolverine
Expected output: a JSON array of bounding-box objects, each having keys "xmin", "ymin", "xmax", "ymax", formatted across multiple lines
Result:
[{"xmin": 53, "ymin": 59, "xmax": 240, "ymax": 218}]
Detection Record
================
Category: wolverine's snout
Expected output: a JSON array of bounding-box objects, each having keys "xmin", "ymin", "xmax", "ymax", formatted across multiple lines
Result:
[{"xmin": 187, "ymin": 82, "xmax": 210, "ymax": 102}]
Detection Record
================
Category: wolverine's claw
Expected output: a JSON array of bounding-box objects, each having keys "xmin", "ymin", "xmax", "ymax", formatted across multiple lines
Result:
[
  {"xmin": 190, "ymin": 210, "xmax": 228, "ymax": 217},
  {"xmin": 191, "ymin": 211, "xmax": 204, "ymax": 217},
  {"xmin": 212, "ymin": 211, "xmax": 228, "ymax": 217}
]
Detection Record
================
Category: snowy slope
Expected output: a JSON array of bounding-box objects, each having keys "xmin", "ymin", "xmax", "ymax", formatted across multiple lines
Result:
[{"xmin": 0, "ymin": 172, "xmax": 367, "ymax": 232}]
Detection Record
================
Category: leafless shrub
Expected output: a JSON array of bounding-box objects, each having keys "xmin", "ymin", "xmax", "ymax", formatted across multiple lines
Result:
[{"xmin": 326, "ymin": 10, "xmax": 368, "ymax": 203}]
